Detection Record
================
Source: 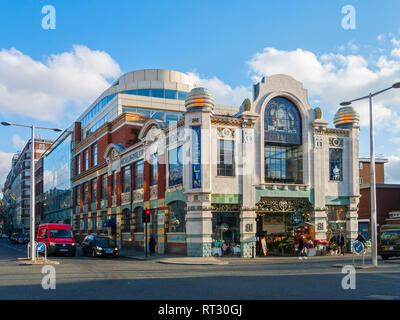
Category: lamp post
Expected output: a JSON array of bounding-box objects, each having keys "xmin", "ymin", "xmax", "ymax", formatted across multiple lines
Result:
[
  {"xmin": 1, "ymin": 122, "xmax": 62, "ymax": 262},
  {"xmin": 340, "ymin": 81, "xmax": 400, "ymax": 267}
]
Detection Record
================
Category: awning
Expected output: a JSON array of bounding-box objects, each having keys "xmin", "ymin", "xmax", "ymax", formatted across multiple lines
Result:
[{"xmin": 103, "ymin": 218, "xmax": 116, "ymax": 228}]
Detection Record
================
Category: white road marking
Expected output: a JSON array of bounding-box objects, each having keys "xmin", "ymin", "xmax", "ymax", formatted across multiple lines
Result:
[{"xmin": 366, "ymin": 295, "xmax": 399, "ymax": 300}]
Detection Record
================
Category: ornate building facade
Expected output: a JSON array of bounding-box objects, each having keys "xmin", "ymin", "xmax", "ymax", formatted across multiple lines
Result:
[{"xmin": 68, "ymin": 71, "xmax": 360, "ymax": 257}]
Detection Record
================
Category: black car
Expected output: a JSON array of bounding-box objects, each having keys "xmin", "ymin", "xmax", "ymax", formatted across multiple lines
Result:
[
  {"xmin": 81, "ymin": 235, "xmax": 118, "ymax": 258},
  {"xmin": 23, "ymin": 233, "xmax": 30, "ymax": 244},
  {"xmin": 10, "ymin": 233, "xmax": 25, "ymax": 244}
]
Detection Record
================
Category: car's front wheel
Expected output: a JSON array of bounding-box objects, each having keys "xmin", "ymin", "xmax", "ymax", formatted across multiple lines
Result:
[{"xmin": 92, "ymin": 249, "xmax": 97, "ymax": 258}]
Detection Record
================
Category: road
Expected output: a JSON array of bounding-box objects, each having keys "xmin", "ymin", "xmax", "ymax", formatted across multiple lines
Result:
[{"xmin": 1, "ymin": 239, "xmax": 400, "ymax": 300}]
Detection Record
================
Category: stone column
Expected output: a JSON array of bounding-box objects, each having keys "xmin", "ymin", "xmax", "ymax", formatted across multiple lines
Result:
[
  {"xmin": 346, "ymin": 197, "xmax": 359, "ymax": 250},
  {"xmin": 310, "ymin": 209, "xmax": 328, "ymax": 240},
  {"xmin": 186, "ymin": 193, "xmax": 213, "ymax": 257},
  {"xmin": 157, "ymin": 206, "xmax": 166, "ymax": 254},
  {"xmin": 239, "ymin": 209, "xmax": 257, "ymax": 257}
]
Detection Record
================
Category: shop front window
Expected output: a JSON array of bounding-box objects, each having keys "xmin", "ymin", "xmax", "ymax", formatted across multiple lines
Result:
[
  {"xmin": 168, "ymin": 201, "xmax": 185, "ymax": 232},
  {"xmin": 212, "ymin": 212, "xmax": 240, "ymax": 256},
  {"xmin": 217, "ymin": 140, "xmax": 235, "ymax": 176},
  {"xmin": 264, "ymin": 97, "xmax": 302, "ymax": 184}
]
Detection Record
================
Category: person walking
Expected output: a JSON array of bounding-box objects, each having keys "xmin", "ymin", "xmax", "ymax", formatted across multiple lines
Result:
[
  {"xmin": 298, "ymin": 234, "xmax": 307, "ymax": 260},
  {"xmin": 356, "ymin": 231, "xmax": 366, "ymax": 245},
  {"xmin": 338, "ymin": 231, "xmax": 345, "ymax": 256},
  {"xmin": 149, "ymin": 235, "xmax": 157, "ymax": 255}
]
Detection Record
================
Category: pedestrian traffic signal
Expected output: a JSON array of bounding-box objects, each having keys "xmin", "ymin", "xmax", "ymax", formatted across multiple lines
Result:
[{"xmin": 142, "ymin": 209, "xmax": 150, "ymax": 223}]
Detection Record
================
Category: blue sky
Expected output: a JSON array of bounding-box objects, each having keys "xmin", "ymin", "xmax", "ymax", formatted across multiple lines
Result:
[{"xmin": 1, "ymin": 0, "xmax": 400, "ymax": 185}]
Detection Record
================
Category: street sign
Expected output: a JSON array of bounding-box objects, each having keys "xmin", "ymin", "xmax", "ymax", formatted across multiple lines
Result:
[
  {"xmin": 353, "ymin": 241, "xmax": 364, "ymax": 255},
  {"xmin": 36, "ymin": 243, "xmax": 45, "ymax": 253}
]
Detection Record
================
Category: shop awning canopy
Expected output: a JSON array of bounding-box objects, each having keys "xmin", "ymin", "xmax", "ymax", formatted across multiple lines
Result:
[{"xmin": 296, "ymin": 221, "xmax": 315, "ymax": 228}]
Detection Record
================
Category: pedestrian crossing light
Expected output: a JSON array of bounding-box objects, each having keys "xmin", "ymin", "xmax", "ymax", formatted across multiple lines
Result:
[{"xmin": 143, "ymin": 209, "xmax": 150, "ymax": 223}]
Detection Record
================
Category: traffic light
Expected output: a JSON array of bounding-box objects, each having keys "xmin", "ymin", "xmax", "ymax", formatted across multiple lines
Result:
[{"xmin": 142, "ymin": 209, "xmax": 150, "ymax": 223}]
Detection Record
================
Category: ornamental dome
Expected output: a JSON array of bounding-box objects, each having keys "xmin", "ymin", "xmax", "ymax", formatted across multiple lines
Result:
[
  {"xmin": 185, "ymin": 87, "xmax": 214, "ymax": 112},
  {"xmin": 333, "ymin": 106, "xmax": 360, "ymax": 128}
]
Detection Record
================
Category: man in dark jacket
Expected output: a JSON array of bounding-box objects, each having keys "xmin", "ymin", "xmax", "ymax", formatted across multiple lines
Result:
[
  {"xmin": 338, "ymin": 231, "xmax": 345, "ymax": 256},
  {"xmin": 356, "ymin": 232, "xmax": 366, "ymax": 245},
  {"xmin": 298, "ymin": 234, "xmax": 307, "ymax": 260},
  {"xmin": 149, "ymin": 236, "xmax": 157, "ymax": 255}
]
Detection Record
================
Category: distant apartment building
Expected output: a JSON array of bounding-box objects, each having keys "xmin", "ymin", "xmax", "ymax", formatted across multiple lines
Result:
[
  {"xmin": 2, "ymin": 139, "xmax": 53, "ymax": 232},
  {"xmin": 359, "ymin": 154, "xmax": 388, "ymax": 186}
]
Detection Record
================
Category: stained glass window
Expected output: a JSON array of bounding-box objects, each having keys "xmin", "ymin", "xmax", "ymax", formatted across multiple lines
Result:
[
  {"xmin": 264, "ymin": 97, "xmax": 301, "ymax": 145},
  {"xmin": 329, "ymin": 149, "xmax": 343, "ymax": 181}
]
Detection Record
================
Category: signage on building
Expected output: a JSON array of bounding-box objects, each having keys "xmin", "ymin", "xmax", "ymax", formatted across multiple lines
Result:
[{"xmin": 192, "ymin": 126, "xmax": 201, "ymax": 189}]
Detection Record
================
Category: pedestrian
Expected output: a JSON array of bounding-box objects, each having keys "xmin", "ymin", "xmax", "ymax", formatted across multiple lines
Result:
[
  {"xmin": 298, "ymin": 234, "xmax": 307, "ymax": 260},
  {"xmin": 149, "ymin": 235, "xmax": 156, "ymax": 255},
  {"xmin": 338, "ymin": 231, "xmax": 345, "ymax": 256},
  {"xmin": 356, "ymin": 231, "xmax": 366, "ymax": 245}
]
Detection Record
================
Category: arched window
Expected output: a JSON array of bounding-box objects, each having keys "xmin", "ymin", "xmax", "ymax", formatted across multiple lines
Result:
[
  {"xmin": 168, "ymin": 201, "xmax": 186, "ymax": 232},
  {"xmin": 264, "ymin": 97, "xmax": 303, "ymax": 184},
  {"xmin": 135, "ymin": 207, "xmax": 144, "ymax": 232}
]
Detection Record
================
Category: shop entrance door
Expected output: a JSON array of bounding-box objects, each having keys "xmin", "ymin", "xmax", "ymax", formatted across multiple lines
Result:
[{"xmin": 212, "ymin": 212, "xmax": 240, "ymax": 256}]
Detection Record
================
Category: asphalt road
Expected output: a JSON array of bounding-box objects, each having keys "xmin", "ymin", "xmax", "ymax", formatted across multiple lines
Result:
[{"xmin": 1, "ymin": 239, "xmax": 400, "ymax": 300}]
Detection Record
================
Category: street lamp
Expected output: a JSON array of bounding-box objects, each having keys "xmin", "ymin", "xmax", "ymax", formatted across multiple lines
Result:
[
  {"xmin": 340, "ymin": 81, "xmax": 400, "ymax": 268},
  {"xmin": 1, "ymin": 121, "xmax": 62, "ymax": 262}
]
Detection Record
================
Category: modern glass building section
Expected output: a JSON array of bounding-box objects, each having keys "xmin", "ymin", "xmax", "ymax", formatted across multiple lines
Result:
[{"xmin": 43, "ymin": 133, "xmax": 73, "ymax": 224}]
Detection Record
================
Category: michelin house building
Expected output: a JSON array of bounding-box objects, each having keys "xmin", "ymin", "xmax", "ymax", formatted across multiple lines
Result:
[{"xmin": 62, "ymin": 69, "xmax": 360, "ymax": 257}]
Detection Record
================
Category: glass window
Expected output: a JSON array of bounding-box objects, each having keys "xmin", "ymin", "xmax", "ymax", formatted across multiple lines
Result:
[
  {"xmin": 359, "ymin": 162, "xmax": 363, "ymax": 170},
  {"xmin": 91, "ymin": 179, "xmax": 97, "ymax": 202},
  {"xmin": 138, "ymin": 89, "xmax": 151, "ymax": 97},
  {"xmin": 123, "ymin": 209, "xmax": 131, "ymax": 232},
  {"xmin": 134, "ymin": 160, "xmax": 144, "ymax": 190},
  {"xmin": 112, "ymin": 171, "xmax": 117, "ymax": 195},
  {"xmin": 264, "ymin": 145, "xmax": 303, "ymax": 183},
  {"xmin": 92, "ymin": 143, "xmax": 98, "ymax": 166},
  {"xmin": 264, "ymin": 97, "xmax": 301, "ymax": 145},
  {"xmin": 39, "ymin": 144, "xmax": 45, "ymax": 150},
  {"xmin": 92, "ymin": 214, "xmax": 97, "ymax": 233},
  {"xmin": 76, "ymin": 186, "xmax": 80, "ymax": 206},
  {"xmin": 166, "ymin": 113, "xmax": 179, "ymax": 126},
  {"xmin": 329, "ymin": 149, "xmax": 343, "ymax": 181},
  {"xmin": 168, "ymin": 201, "xmax": 185, "ymax": 232},
  {"xmin": 151, "ymin": 154, "xmax": 158, "ymax": 186},
  {"xmin": 125, "ymin": 89, "xmax": 138, "ymax": 95},
  {"xmin": 76, "ymin": 154, "xmax": 81, "ymax": 175},
  {"xmin": 168, "ymin": 146, "xmax": 183, "ymax": 186},
  {"xmin": 101, "ymin": 175, "xmax": 107, "ymax": 200},
  {"xmin": 151, "ymin": 89, "xmax": 164, "ymax": 98},
  {"xmin": 151, "ymin": 111, "xmax": 165, "ymax": 121},
  {"xmin": 122, "ymin": 166, "xmax": 131, "ymax": 193},
  {"xmin": 165, "ymin": 90, "xmax": 177, "ymax": 100},
  {"xmin": 84, "ymin": 149, "xmax": 89, "ymax": 171},
  {"xmin": 83, "ymin": 182, "xmax": 88, "ymax": 204},
  {"xmin": 135, "ymin": 207, "xmax": 144, "ymax": 232},
  {"xmin": 217, "ymin": 140, "xmax": 235, "ymax": 176},
  {"xmin": 264, "ymin": 96, "xmax": 303, "ymax": 184}
]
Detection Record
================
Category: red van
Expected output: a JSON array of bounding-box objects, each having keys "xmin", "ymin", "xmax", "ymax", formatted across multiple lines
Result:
[{"xmin": 37, "ymin": 223, "xmax": 76, "ymax": 256}]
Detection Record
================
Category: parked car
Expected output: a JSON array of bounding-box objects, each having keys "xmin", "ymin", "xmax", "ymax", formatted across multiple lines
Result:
[
  {"xmin": 23, "ymin": 233, "xmax": 30, "ymax": 244},
  {"xmin": 378, "ymin": 227, "xmax": 400, "ymax": 260},
  {"xmin": 36, "ymin": 223, "xmax": 76, "ymax": 256},
  {"xmin": 81, "ymin": 235, "xmax": 118, "ymax": 258},
  {"xmin": 10, "ymin": 233, "xmax": 25, "ymax": 244}
]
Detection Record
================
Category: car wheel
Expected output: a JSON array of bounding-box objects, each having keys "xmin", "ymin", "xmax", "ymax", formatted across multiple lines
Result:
[
  {"xmin": 91, "ymin": 249, "xmax": 97, "ymax": 258},
  {"xmin": 113, "ymin": 254, "xmax": 118, "ymax": 259}
]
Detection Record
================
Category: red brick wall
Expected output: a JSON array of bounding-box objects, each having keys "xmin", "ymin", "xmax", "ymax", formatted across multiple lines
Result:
[
  {"xmin": 360, "ymin": 162, "xmax": 385, "ymax": 184},
  {"xmin": 359, "ymin": 186, "xmax": 400, "ymax": 230}
]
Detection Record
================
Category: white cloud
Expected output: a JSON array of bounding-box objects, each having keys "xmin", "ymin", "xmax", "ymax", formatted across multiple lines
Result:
[
  {"xmin": 377, "ymin": 34, "xmax": 384, "ymax": 42},
  {"xmin": 386, "ymin": 156, "xmax": 400, "ymax": 183},
  {"xmin": 0, "ymin": 152, "xmax": 13, "ymax": 188},
  {"xmin": 391, "ymin": 48, "xmax": 400, "ymax": 59},
  {"xmin": 246, "ymin": 47, "xmax": 400, "ymax": 130},
  {"xmin": 0, "ymin": 45, "xmax": 121, "ymax": 122},
  {"xmin": 186, "ymin": 72, "xmax": 251, "ymax": 107},
  {"xmin": 391, "ymin": 37, "xmax": 400, "ymax": 47},
  {"xmin": 12, "ymin": 135, "xmax": 25, "ymax": 150}
]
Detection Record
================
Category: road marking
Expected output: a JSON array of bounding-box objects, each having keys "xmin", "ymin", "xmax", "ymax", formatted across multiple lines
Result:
[{"xmin": 366, "ymin": 295, "xmax": 399, "ymax": 300}]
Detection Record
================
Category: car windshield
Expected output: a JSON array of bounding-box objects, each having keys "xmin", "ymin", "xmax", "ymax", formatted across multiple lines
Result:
[
  {"xmin": 48, "ymin": 229, "xmax": 73, "ymax": 238},
  {"xmin": 380, "ymin": 230, "xmax": 400, "ymax": 241},
  {"xmin": 94, "ymin": 238, "xmax": 115, "ymax": 247}
]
